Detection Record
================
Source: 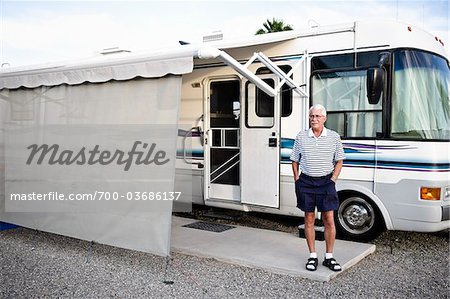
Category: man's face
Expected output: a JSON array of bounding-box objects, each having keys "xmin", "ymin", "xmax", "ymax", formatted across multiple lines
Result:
[{"xmin": 309, "ymin": 108, "xmax": 326, "ymax": 131}]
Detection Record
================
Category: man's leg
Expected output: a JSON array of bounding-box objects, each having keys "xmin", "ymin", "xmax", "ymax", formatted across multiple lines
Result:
[
  {"xmin": 304, "ymin": 211, "xmax": 316, "ymax": 253},
  {"xmin": 304, "ymin": 211, "xmax": 319, "ymax": 271},
  {"xmin": 322, "ymin": 210, "xmax": 341, "ymax": 271},
  {"xmin": 322, "ymin": 210, "xmax": 336, "ymax": 253}
]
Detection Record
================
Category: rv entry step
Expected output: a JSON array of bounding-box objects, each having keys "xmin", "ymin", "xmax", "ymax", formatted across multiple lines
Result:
[{"xmin": 298, "ymin": 224, "xmax": 325, "ymax": 241}]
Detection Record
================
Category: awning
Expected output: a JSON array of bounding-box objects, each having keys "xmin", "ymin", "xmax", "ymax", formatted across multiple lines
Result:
[
  {"xmin": 0, "ymin": 49, "xmax": 194, "ymax": 89},
  {"xmin": 0, "ymin": 49, "xmax": 194, "ymax": 257}
]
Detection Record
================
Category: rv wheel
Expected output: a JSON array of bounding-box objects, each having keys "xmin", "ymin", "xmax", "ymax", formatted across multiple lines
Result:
[{"xmin": 335, "ymin": 195, "xmax": 384, "ymax": 242}]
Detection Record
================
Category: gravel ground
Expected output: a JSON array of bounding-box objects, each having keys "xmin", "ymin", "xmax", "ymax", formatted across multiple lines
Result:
[{"xmin": 1, "ymin": 207, "xmax": 449, "ymax": 299}]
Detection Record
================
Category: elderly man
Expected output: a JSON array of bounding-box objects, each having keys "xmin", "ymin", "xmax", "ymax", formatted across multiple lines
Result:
[{"xmin": 290, "ymin": 104, "xmax": 345, "ymax": 272}]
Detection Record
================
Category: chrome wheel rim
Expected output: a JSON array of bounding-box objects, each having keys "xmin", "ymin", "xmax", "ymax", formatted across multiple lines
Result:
[{"xmin": 338, "ymin": 197, "xmax": 375, "ymax": 235}]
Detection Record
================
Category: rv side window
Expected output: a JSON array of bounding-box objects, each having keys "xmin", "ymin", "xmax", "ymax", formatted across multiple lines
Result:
[
  {"xmin": 311, "ymin": 70, "xmax": 382, "ymax": 138},
  {"xmin": 311, "ymin": 54, "xmax": 354, "ymax": 72},
  {"xmin": 255, "ymin": 83, "xmax": 292, "ymax": 118},
  {"xmin": 256, "ymin": 79, "xmax": 275, "ymax": 117},
  {"xmin": 356, "ymin": 51, "xmax": 385, "ymax": 68},
  {"xmin": 256, "ymin": 66, "xmax": 293, "ymax": 117},
  {"xmin": 246, "ymin": 81, "xmax": 274, "ymax": 128},
  {"xmin": 281, "ymin": 86, "xmax": 292, "ymax": 117}
]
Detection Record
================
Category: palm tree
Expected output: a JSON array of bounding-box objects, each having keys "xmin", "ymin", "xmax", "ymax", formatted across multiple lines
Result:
[{"xmin": 256, "ymin": 18, "xmax": 293, "ymax": 35}]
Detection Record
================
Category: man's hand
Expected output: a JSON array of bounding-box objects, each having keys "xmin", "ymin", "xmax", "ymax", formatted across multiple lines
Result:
[{"xmin": 292, "ymin": 161, "xmax": 299, "ymax": 182}]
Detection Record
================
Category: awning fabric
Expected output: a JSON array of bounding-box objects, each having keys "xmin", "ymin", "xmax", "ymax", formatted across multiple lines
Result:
[
  {"xmin": 0, "ymin": 49, "xmax": 194, "ymax": 90},
  {"xmin": 0, "ymin": 51, "xmax": 194, "ymax": 257}
]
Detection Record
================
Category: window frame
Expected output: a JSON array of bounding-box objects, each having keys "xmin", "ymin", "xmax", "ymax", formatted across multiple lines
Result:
[
  {"xmin": 245, "ymin": 80, "xmax": 274, "ymax": 128},
  {"xmin": 255, "ymin": 65, "xmax": 293, "ymax": 118},
  {"xmin": 310, "ymin": 66, "xmax": 384, "ymax": 140}
]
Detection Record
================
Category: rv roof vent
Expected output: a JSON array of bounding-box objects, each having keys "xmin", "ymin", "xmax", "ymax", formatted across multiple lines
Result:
[
  {"xmin": 203, "ymin": 31, "xmax": 223, "ymax": 43},
  {"xmin": 99, "ymin": 47, "xmax": 131, "ymax": 55}
]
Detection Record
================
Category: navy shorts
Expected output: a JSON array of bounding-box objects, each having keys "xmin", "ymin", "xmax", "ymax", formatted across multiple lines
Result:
[{"xmin": 295, "ymin": 173, "xmax": 339, "ymax": 212}]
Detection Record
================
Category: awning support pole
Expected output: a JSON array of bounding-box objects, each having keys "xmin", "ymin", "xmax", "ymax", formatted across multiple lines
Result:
[{"xmin": 197, "ymin": 47, "xmax": 308, "ymax": 98}]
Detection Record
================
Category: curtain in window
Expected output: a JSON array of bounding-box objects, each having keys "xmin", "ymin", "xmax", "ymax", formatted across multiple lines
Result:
[
  {"xmin": 392, "ymin": 50, "xmax": 450, "ymax": 139},
  {"xmin": 313, "ymin": 70, "xmax": 381, "ymax": 137}
]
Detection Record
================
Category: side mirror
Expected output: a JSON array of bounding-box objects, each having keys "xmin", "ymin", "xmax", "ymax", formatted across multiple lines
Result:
[{"xmin": 366, "ymin": 67, "xmax": 383, "ymax": 105}]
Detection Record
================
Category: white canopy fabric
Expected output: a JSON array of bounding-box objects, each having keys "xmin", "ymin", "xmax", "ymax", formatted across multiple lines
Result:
[
  {"xmin": 0, "ymin": 49, "xmax": 194, "ymax": 90},
  {"xmin": 0, "ymin": 53, "xmax": 193, "ymax": 257}
]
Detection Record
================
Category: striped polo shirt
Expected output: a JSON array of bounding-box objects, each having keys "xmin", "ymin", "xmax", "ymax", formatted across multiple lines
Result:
[{"xmin": 290, "ymin": 127, "xmax": 345, "ymax": 177}]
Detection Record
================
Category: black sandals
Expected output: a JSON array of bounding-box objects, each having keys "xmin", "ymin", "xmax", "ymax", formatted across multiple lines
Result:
[
  {"xmin": 306, "ymin": 257, "xmax": 318, "ymax": 271},
  {"xmin": 322, "ymin": 258, "xmax": 342, "ymax": 272}
]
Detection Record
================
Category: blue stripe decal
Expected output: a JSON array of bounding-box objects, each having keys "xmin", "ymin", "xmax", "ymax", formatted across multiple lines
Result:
[
  {"xmin": 179, "ymin": 137, "xmax": 450, "ymax": 172},
  {"xmin": 176, "ymin": 149, "xmax": 204, "ymax": 158},
  {"xmin": 281, "ymin": 138, "xmax": 450, "ymax": 171},
  {"xmin": 280, "ymin": 138, "xmax": 294, "ymax": 149}
]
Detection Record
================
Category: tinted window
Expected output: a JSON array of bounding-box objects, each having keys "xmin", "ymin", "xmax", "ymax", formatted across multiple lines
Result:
[
  {"xmin": 256, "ymin": 65, "xmax": 293, "ymax": 117},
  {"xmin": 311, "ymin": 54, "xmax": 354, "ymax": 72}
]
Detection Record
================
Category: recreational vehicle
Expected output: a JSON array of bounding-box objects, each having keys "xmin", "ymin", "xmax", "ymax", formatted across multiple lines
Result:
[
  {"xmin": 1, "ymin": 20, "xmax": 449, "ymax": 243},
  {"xmin": 177, "ymin": 20, "xmax": 450, "ymax": 241}
]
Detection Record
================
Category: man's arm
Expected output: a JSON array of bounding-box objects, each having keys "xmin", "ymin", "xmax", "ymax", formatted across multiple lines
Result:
[
  {"xmin": 292, "ymin": 161, "xmax": 300, "ymax": 182},
  {"xmin": 290, "ymin": 133, "xmax": 301, "ymax": 182},
  {"xmin": 331, "ymin": 160, "xmax": 343, "ymax": 182}
]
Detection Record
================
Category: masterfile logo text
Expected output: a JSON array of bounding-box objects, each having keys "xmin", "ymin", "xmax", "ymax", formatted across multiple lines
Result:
[
  {"xmin": 26, "ymin": 141, "xmax": 170, "ymax": 171},
  {"xmin": 4, "ymin": 124, "xmax": 191, "ymax": 213}
]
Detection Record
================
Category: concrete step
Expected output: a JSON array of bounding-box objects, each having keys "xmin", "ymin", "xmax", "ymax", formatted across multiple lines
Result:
[{"xmin": 171, "ymin": 216, "xmax": 375, "ymax": 282}]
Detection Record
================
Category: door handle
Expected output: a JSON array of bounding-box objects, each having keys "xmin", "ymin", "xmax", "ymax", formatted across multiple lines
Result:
[{"xmin": 268, "ymin": 138, "xmax": 277, "ymax": 147}]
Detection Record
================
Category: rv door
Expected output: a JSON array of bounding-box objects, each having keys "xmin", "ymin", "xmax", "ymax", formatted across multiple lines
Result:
[
  {"xmin": 241, "ymin": 75, "xmax": 280, "ymax": 208},
  {"xmin": 204, "ymin": 78, "xmax": 241, "ymax": 202}
]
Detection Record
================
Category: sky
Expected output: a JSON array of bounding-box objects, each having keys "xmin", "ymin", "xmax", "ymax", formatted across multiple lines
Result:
[{"xmin": 0, "ymin": 0, "xmax": 448, "ymax": 67}]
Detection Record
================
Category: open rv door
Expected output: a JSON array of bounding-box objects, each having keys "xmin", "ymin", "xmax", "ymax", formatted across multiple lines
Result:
[
  {"xmin": 241, "ymin": 75, "xmax": 281, "ymax": 207},
  {"xmin": 197, "ymin": 48, "xmax": 308, "ymax": 208}
]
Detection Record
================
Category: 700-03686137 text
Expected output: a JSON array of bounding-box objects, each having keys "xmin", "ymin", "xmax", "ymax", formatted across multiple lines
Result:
[{"xmin": 9, "ymin": 191, "xmax": 182, "ymax": 201}]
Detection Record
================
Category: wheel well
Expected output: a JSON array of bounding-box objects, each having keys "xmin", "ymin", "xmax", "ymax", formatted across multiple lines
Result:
[{"xmin": 337, "ymin": 190, "xmax": 387, "ymax": 230}]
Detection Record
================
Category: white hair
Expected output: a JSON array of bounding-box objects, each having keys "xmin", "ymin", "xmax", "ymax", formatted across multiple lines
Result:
[{"xmin": 309, "ymin": 104, "xmax": 327, "ymax": 117}]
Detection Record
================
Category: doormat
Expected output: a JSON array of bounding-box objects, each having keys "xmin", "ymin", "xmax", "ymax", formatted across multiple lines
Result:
[{"xmin": 182, "ymin": 221, "xmax": 236, "ymax": 233}]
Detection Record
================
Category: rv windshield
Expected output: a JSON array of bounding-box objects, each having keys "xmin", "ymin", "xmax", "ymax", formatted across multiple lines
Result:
[{"xmin": 391, "ymin": 49, "xmax": 450, "ymax": 140}]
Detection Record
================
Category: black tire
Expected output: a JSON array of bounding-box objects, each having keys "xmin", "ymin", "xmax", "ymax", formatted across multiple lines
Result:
[{"xmin": 335, "ymin": 194, "xmax": 385, "ymax": 242}]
